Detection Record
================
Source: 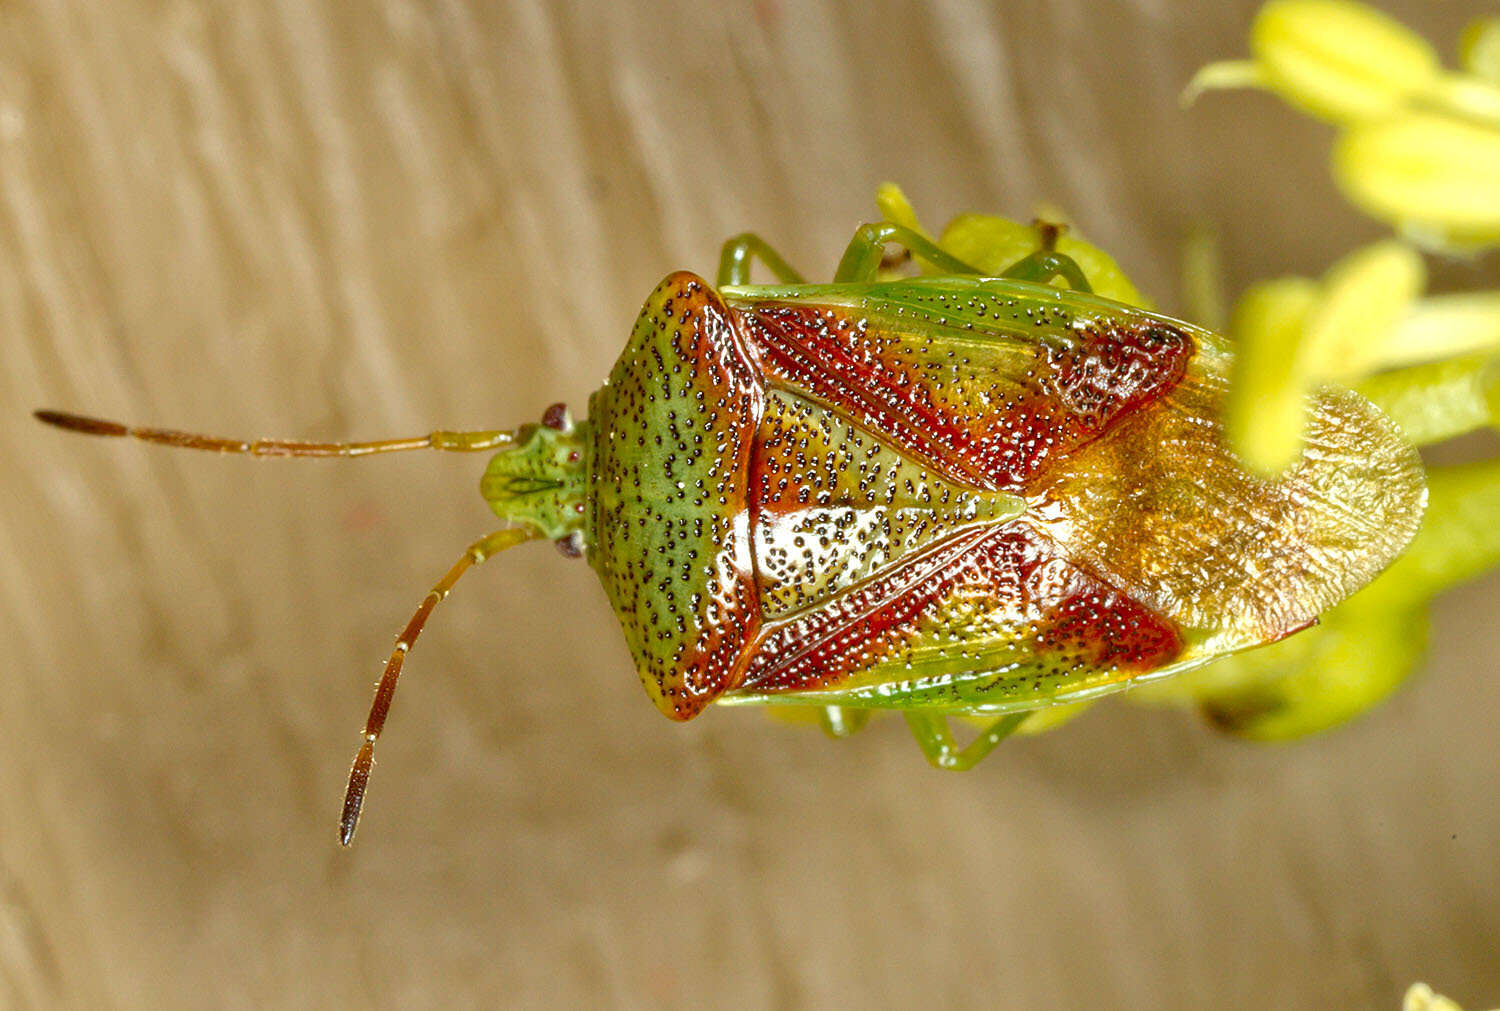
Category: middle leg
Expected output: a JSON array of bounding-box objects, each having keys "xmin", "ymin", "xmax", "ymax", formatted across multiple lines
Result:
[
  {"xmin": 832, "ymin": 222, "xmax": 985, "ymax": 283},
  {"xmin": 904, "ymin": 711, "xmax": 1029, "ymax": 770}
]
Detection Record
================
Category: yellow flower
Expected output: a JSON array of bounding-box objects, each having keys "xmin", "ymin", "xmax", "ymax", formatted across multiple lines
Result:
[
  {"xmin": 1460, "ymin": 16, "xmax": 1500, "ymax": 84},
  {"xmin": 934, "ymin": 213, "xmax": 1148, "ymax": 307},
  {"xmin": 1187, "ymin": 0, "xmax": 1439, "ymax": 124},
  {"xmin": 1334, "ymin": 112, "xmax": 1500, "ymax": 248},
  {"xmin": 873, "ymin": 182, "xmax": 1149, "ymax": 307},
  {"xmin": 1226, "ymin": 241, "xmax": 1425, "ymax": 475},
  {"xmin": 1403, "ymin": 982, "xmax": 1471, "ymax": 1011},
  {"xmin": 1188, "ymin": 2, "xmax": 1500, "ymax": 250},
  {"xmin": 1252, "ymin": 0, "xmax": 1438, "ymax": 122},
  {"xmin": 1225, "ymin": 277, "xmax": 1321, "ymax": 475},
  {"xmin": 1301, "ymin": 239, "xmax": 1425, "ymax": 381}
]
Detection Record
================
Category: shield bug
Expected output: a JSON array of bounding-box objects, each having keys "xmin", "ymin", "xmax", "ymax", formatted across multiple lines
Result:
[{"xmin": 35, "ymin": 221, "xmax": 1426, "ymax": 844}]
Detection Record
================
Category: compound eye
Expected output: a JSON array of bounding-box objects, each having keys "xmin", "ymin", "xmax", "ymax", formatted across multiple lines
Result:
[{"xmin": 541, "ymin": 402, "xmax": 572, "ymax": 431}]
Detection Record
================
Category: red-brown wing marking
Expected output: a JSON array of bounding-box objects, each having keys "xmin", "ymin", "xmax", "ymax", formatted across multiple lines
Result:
[
  {"xmin": 737, "ymin": 521, "xmax": 1183, "ymax": 703},
  {"xmin": 732, "ymin": 298, "xmax": 1192, "ymax": 494},
  {"xmin": 709, "ymin": 281, "xmax": 1422, "ymax": 710}
]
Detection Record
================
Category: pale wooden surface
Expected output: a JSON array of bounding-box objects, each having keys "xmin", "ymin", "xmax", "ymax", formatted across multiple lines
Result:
[{"xmin": 3, "ymin": 2, "xmax": 1497, "ymax": 1008}]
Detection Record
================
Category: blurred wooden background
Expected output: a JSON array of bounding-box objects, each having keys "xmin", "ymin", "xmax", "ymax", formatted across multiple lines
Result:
[{"xmin": 3, "ymin": 1, "xmax": 1497, "ymax": 1007}]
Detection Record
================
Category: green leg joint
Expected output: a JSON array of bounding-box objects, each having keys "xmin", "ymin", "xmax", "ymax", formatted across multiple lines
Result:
[
  {"xmin": 1000, "ymin": 250, "xmax": 1093, "ymax": 293},
  {"xmin": 832, "ymin": 222, "xmax": 985, "ymax": 283},
  {"xmin": 717, "ymin": 233, "xmax": 806, "ymax": 287},
  {"xmin": 818, "ymin": 705, "xmax": 872, "ymax": 739},
  {"xmin": 904, "ymin": 712, "xmax": 1029, "ymax": 770}
]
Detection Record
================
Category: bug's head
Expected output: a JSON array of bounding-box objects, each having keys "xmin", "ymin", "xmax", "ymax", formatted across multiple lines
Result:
[{"xmin": 480, "ymin": 402, "xmax": 590, "ymax": 550}]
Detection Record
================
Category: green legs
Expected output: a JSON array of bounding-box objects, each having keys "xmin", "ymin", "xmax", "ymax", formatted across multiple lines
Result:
[
  {"xmin": 833, "ymin": 223, "xmax": 985, "ymax": 282},
  {"xmin": 818, "ymin": 705, "xmax": 871, "ymax": 738},
  {"xmin": 995, "ymin": 220, "xmax": 1092, "ymax": 292},
  {"xmin": 717, "ymin": 233, "xmax": 807, "ymax": 286},
  {"xmin": 904, "ymin": 712, "xmax": 1029, "ymax": 770},
  {"xmin": 831, "ymin": 221, "xmax": 1091, "ymax": 291},
  {"xmin": 719, "ymin": 221, "xmax": 1093, "ymax": 293},
  {"xmin": 813, "ymin": 706, "xmax": 1025, "ymax": 765},
  {"xmin": 1000, "ymin": 250, "xmax": 1093, "ymax": 293}
]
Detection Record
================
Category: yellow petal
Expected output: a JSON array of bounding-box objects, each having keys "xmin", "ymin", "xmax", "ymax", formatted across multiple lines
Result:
[
  {"xmin": 1181, "ymin": 223, "xmax": 1228, "ymax": 332},
  {"xmin": 1302, "ymin": 240, "xmax": 1425, "ymax": 381},
  {"xmin": 1014, "ymin": 701, "xmax": 1093, "ymax": 736},
  {"xmin": 936, "ymin": 214, "xmax": 1041, "ymax": 274},
  {"xmin": 1384, "ymin": 292, "xmax": 1500, "ymax": 368},
  {"xmin": 1357, "ymin": 352, "xmax": 1500, "ymax": 447},
  {"xmin": 1404, "ymin": 983, "xmax": 1466, "ymax": 1011},
  {"xmin": 1180, "ymin": 60, "xmax": 1267, "ymax": 107},
  {"xmin": 1483, "ymin": 357, "xmax": 1500, "ymax": 427},
  {"xmin": 874, "ymin": 181, "xmax": 926, "ymax": 235},
  {"xmin": 1226, "ymin": 277, "xmax": 1320, "ymax": 475},
  {"xmin": 1460, "ymin": 15, "xmax": 1500, "ymax": 85},
  {"xmin": 1334, "ymin": 112, "xmax": 1500, "ymax": 247},
  {"xmin": 1252, "ymin": 0, "xmax": 1438, "ymax": 123},
  {"xmin": 936, "ymin": 213, "xmax": 1149, "ymax": 307}
]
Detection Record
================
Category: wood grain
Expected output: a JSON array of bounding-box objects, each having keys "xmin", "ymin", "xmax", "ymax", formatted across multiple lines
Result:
[{"xmin": 3, "ymin": 1, "xmax": 1497, "ymax": 1007}]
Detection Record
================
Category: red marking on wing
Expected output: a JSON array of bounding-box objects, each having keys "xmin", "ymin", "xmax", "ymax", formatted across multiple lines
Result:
[
  {"xmin": 738, "ymin": 523, "xmax": 1182, "ymax": 696},
  {"xmin": 734, "ymin": 303, "xmax": 1192, "ymax": 493}
]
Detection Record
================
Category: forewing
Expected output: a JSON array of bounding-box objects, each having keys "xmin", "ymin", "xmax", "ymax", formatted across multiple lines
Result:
[
  {"xmin": 720, "ymin": 278, "xmax": 1424, "ymax": 713},
  {"xmin": 735, "ymin": 519, "xmax": 1188, "ymax": 712},
  {"xmin": 1050, "ymin": 379, "xmax": 1426, "ymax": 652},
  {"xmin": 727, "ymin": 277, "xmax": 1195, "ymax": 494}
]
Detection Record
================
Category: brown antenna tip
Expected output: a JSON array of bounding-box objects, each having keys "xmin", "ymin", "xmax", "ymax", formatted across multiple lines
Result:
[
  {"xmin": 340, "ymin": 740, "xmax": 375, "ymax": 847},
  {"xmin": 34, "ymin": 409, "xmax": 129, "ymax": 437}
]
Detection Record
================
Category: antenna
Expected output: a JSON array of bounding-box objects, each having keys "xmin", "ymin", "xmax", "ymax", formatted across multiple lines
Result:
[
  {"xmin": 34, "ymin": 409, "xmax": 515, "ymax": 456},
  {"xmin": 340, "ymin": 527, "xmax": 539, "ymax": 845},
  {"xmin": 35, "ymin": 407, "xmax": 537, "ymax": 845}
]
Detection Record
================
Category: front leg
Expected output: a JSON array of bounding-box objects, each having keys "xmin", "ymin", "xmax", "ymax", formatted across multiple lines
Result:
[
  {"xmin": 717, "ymin": 233, "xmax": 807, "ymax": 287},
  {"xmin": 904, "ymin": 712, "xmax": 1029, "ymax": 770}
]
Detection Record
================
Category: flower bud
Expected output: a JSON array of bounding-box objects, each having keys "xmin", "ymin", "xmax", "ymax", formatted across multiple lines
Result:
[{"xmin": 936, "ymin": 214, "xmax": 1147, "ymax": 307}]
